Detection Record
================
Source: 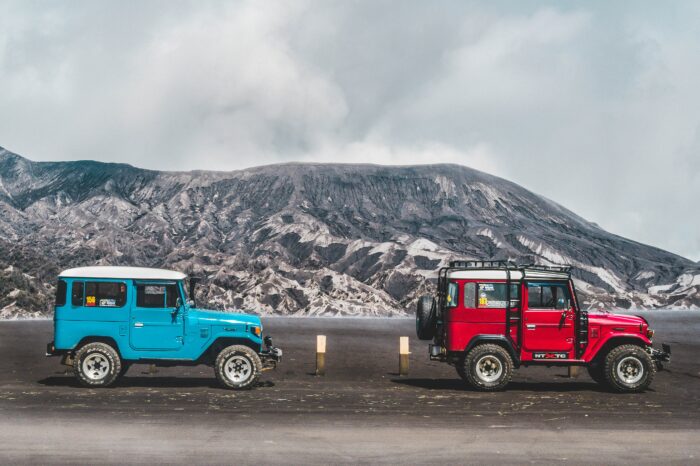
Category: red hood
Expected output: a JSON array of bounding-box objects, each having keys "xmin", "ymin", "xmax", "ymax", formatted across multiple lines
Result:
[{"xmin": 588, "ymin": 311, "xmax": 646, "ymax": 327}]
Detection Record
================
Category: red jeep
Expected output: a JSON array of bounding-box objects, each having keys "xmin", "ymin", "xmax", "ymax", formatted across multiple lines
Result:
[{"xmin": 416, "ymin": 261, "xmax": 671, "ymax": 392}]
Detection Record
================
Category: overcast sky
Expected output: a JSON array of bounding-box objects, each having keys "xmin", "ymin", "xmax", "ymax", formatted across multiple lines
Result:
[{"xmin": 1, "ymin": 1, "xmax": 699, "ymax": 261}]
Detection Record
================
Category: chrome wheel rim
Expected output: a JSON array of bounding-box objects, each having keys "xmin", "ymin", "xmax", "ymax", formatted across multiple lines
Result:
[
  {"xmin": 617, "ymin": 356, "xmax": 644, "ymax": 384},
  {"xmin": 224, "ymin": 355, "xmax": 252, "ymax": 384},
  {"xmin": 82, "ymin": 353, "xmax": 110, "ymax": 381},
  {"xmin": 475, "ymin": 355, "xmax": 503, "ymax": 383}
]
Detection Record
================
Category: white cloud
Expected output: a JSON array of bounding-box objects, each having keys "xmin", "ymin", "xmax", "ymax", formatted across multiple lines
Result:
[{"xmin": 0, "ymin": 1, "xmax": 698, "ymax": 260}]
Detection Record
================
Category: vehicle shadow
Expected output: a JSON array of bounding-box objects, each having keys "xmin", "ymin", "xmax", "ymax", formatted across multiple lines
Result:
[
  {"xmin": 37, "ymin": 376, "xmax": 275, "ymax": 390},
  {"xmin": 391, "ymin": 378, "xmax": 611, "ymax": 393}
]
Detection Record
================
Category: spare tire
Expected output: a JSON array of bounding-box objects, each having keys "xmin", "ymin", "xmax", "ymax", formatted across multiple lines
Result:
[{"xmin": 416, "ymin": 295, "xmax": 437, "ymax": 340}]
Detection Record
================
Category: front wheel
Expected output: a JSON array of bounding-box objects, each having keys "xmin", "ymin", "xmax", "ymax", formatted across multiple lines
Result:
[
  {"xmin": 461, "ymin": 344, "xmax": 514, "ymax": 391},
  {"xmin": 73, "ymin": 342, "xmax": 122, "ymax": 387},
  {"xmin": 604, "ymin": 344, "xmax": 656, "ymax": 393},
  {"xmin": 587, "ymin": 363, "xmax": 607, "ymax": 385},
  {"xmin": 215, "ymin": 345, "xmax": 262, "ymax": 390}
]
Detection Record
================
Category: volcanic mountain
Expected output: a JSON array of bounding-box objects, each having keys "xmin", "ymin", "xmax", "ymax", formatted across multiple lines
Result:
[{"xmin": 0, "ymin": 146, "xmax": 697, "ymax": 318}]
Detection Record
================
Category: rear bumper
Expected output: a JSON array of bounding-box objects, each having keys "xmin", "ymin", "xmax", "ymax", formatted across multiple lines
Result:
[
  {"xmin": 648, "ymin": 343, "xmax": 671, "ymax": 369},
  {"xmin": 46, "ymin": 341, "xmax": 59, "ymax": 357}
]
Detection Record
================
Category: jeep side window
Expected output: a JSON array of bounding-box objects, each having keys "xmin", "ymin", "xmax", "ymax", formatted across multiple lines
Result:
[
  {"xmin": 136, "ymin": 284, "xmax": 180, "ymax": 308},
  {"xmin": 84, "ymin": 282, "xmax": 127, "ymax": 308},
  {"xmin": 476, "ymin": 283, "xmax": 520, "ymax": 308},
  {"xmin": 527, "ymin": 283, "xmax": 570, "ymax": 310},
  {"xmin": 71, "ymin": 282, "xmax": 84, "ymax": 306},
  {"xmin": 464, "ymin": 282, "xmax": 476, "ymax": 308},
  {"xmin": 446, "ymin": 282, "xmax": 458, "ymax": 308},
  {"xmin": 55, "ymin": 280, "xmax": 67, "ymax": 306}
]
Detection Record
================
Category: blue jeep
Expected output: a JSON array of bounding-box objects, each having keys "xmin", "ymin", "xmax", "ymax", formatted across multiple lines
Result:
[{"xmin": 46, "ymin": 266, "xmax": 282, "ymax": 389}]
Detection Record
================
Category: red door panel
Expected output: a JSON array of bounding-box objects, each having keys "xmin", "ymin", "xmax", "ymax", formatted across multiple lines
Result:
[
  {"xmin": 522, "ymin": 308, "xmax": 574, "ymax": 352},
  {"xmin": 522, "ymin": 282, "xmax": 574, "ymax": 353}
]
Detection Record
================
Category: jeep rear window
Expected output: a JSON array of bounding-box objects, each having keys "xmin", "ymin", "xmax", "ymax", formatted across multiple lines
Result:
[
  {"xmin": 136, "ymin": 284, "xmax": 179, "ymax": 308},
  {"xmin": 55, "ymin": 280, "xmax": 67, "ymax": 306},
  {"xmin": 446, "ymin": 282, "xmax": 458, "ymax": 307},
  {"xmin": 71, "ymin": 282, "xmax": 84, "ymax": 306},
  {"xmin": 84, "ymin": 282, "xmax": 127, "ymax": 308},
  {"xmin": 468, "ymin": 283, "xmax": 520, "ymax": 309}
]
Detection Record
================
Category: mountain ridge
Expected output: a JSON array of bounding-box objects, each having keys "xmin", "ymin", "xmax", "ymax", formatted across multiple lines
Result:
[{"xmin": 0, "ymin": 146, "xmax": 697, "ymax": 318}]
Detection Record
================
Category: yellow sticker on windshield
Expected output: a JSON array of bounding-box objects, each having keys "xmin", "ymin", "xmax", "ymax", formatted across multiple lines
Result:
[
  {"xmin": 86, "ymin": 296, "xmax": 96, "ymax": 306},
  {"xmin": 479, "ymin": 297, "xmax": 488, "ymax": 306}
]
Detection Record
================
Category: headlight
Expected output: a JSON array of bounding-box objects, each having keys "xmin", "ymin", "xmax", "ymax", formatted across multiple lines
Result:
[{"xmin": 647, "ymin": 329, "xmax": 654, "ymax": 339}]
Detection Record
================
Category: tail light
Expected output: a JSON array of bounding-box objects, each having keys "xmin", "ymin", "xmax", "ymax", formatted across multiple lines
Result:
[{"xmin": 647, "ymin": 329, "xmax": 654, "ymax": 339}]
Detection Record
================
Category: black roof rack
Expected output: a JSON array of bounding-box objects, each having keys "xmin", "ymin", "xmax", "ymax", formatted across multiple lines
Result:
[
  {"xmin": 520, "ymin": 264, "xmax": 572, "ymax": 273},
  {"xmin": 446, "ymin": 260, "xmax": 572, "ymax": 274},
  {"xmin": 448, "ymin": 260, "xmax": 518, "ymax": 269}
]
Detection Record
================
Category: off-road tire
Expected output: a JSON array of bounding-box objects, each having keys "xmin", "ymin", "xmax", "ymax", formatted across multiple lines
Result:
[
  {"xmin": 456, "ymin": 362, "xmax": 467, "ymax": 382},
  {"xmin": 604, "ymin": 344, "xmax": 656, "ymax": 393},
  {"xmin": 586, "ymin": 363, "xmax": 607, "ymax": 385},
  {"xmin": 215, "ymin": 345, "xmax": 262, "ymax": 390},
  {"xmin": 416, "ymin": 295, "xmax": 436, "ymax": 340},
  {"xmin": 119, "ymin": 363, "xmax": 132, "ymax": 378},
  {"xmin": 73, "ymin": 342, "xmax": 122, "ymax": 388},
  {"xmin": 461, "ymin": 344, "xmax": 513, "ymax": 391}
]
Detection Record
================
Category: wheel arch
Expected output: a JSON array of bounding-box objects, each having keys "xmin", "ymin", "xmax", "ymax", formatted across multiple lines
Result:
[
  {"xmin": 75, "ymin": 336, "xmax": 122, "ymax": 357},
  {"xmin": 589, "ymin": 336, "xmax": 649, "ymax": 364},
  {"xmin": 200, "ymin": 337, "xmax": 261, "ymax": 364},
  {"xmin": 465, "ymin": 335, "xmax": 520, "ymax": 367}
]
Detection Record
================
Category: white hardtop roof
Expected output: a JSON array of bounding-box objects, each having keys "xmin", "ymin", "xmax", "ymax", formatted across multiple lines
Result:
[
  {"xmin": 447, "ymin": 269, "xmax": 570, "ymax": 281},
  {"xmin": 59, "ymin": 266, "xmax": 187, "ymax": 281}
]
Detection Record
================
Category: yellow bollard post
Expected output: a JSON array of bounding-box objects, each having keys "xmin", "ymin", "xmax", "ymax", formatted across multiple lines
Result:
[
  {"xmin": 316, "ymin": 335, "xmax": 326, "ymax": 376},
  {"xmin": 399, "ymin": 336, "xmax": 409, "ymax": 376},
  {"xmin": 568, "ymin": 366, "xmax": 580, "ymax": 378}
]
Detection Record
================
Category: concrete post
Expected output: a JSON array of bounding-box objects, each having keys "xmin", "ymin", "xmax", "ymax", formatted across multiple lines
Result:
[
  {"xmin": 568, "ymin": 366, "xmax": 580, "ymax": 378},
  {"xmin": 399, "ymin": 336, "xmax": 409, "ymax": 376},
  {"xmin": 316, "ymin": 335, "xmax": 326, "ymax": 376}
]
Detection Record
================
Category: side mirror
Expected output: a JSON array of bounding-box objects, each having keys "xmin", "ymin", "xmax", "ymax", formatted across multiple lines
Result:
[{"xmin": 186, "ymin": 299, "xmax": 195, "ymax": 308}]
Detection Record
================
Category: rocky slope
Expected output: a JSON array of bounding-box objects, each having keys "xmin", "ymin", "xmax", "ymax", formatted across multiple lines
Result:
[{"xmin": 0, "ymin": 146, "xmax": 697, "ymax": 318}]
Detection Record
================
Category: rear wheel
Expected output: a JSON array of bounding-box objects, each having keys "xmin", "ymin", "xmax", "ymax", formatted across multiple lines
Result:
[
  {"xmin": 461, "ymin": 344, "xmax": 513, "ymax": 391},
  {"xmin": 215, "ymin": 345, "xmax": 262, "ymax": 390},
  {"xmin": 416, "ymin": 295, "xmax": 436, "ymax": 340},
  {"xmin": 604, "ymin": 344, "xmax": 656, "ymax": 393},
  {"xmin": 73, "ymin": 342, "xmax": 122, "ymax": 387}
]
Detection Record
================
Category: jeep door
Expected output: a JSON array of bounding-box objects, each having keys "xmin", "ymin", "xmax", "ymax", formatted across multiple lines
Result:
[
  {"xmin": 521, "ymin": 281, "xmax": 575, "ymax": 356},
  {"xmin": 129, "ymin": 282, "xmax": 185, "ymax": 351}
]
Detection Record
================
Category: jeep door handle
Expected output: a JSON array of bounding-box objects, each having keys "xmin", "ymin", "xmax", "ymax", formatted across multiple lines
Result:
[
  {"xmin": 526, "ymin": 324, "xmax": 536, "ymax": 330},
  {"xmin": 134, "ymin": 322, "xmax": 144, "ymax": 328}
]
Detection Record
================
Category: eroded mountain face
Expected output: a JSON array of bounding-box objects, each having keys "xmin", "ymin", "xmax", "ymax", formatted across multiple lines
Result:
[{"xmin": 0, "ymin": 146, "xmax": 697, "ymax": 318}]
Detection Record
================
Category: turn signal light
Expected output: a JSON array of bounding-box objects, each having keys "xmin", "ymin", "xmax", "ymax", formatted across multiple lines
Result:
[
  {"xmin": 251, "ymin": 326, "xmax": 262, "ymax": 337},
  {"xmin": 647, "ymin": 329, "xmax": 654, "ymax": 339}
]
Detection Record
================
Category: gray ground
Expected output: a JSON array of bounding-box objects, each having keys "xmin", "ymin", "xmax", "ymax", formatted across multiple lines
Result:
[{"xmin": 1, "ymin": 312, "xmax": 699, "ymax": 465}]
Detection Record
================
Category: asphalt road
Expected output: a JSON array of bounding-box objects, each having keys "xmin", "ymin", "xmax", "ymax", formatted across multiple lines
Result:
[{"xmin": 1, "ymin": 312, "xmax": 699, "ymax": 465}]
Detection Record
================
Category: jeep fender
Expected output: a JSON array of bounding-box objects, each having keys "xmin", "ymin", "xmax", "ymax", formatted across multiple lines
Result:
[
  {"xmin": 199, "ymin": 336, "xmax": 262, "ymax": 364},
  {"xmin": 586, "ymin": 334, "xmax": 651, "ymax": 363},
  {"xmin": 464, "ymin": 335, "xmax": 521, "ymax": 367},
  {"xmin": 74, "ymin": 336, "xmax": 123, "ymax": 357}
]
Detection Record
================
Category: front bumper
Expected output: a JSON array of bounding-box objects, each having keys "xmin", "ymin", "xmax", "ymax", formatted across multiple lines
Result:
[
  {"xmin": 260, "ymin": 335, "xmax": 282, "ymax": 371},
  {"xmin": 648, "ymin": 343, "xmax": 671, "ymax": 369}
]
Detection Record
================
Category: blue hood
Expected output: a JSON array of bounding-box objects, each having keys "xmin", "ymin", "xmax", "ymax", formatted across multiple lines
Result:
[{"xmin": 189, "ymin": 308, "xmax": 261, "ymax": 326}]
